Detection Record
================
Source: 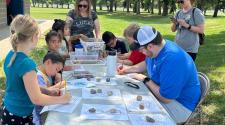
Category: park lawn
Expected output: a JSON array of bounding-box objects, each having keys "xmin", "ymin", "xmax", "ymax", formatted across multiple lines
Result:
[{"xmin": 1, "ymin": 7, "xmax": 225, "ymax": 124}]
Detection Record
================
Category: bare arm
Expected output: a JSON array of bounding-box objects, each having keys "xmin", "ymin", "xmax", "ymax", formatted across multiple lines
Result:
[
  {"xmin": 117, "ymin": 61, "xmax": 146, "ymax": 74},
  {"xmin": 171, "ymin": 22, "xmax": 177, "ymax": 32},
  {"xmin": 94, "ymin": 19, "xmax": 100, "ymax": 39},
  {"xmin": 189, "ymin": 23, "xmax": 204, "ymax": 34},
  {"xmin": 23, "ymin": 71, "xmax": 71, "ymax": 106},
  {"xmin": 146, "ymin": 80, "xmax": 172, "ymax": 104},
  {"xmin": 118, "ymin": 59, "xmax": 133, "ymax": 66},
  {"xmin": 177, "ymin": 19, "xmax": 204, "ymax": 34}
]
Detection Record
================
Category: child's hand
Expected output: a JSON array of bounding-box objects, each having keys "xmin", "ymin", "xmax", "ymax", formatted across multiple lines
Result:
[
  {"xmin": 79, "ymin": 34, "xmax": 88, "ymax": 41},
  {"xmin": 48, "ymin": 88, "xmax": 61, "ymax": 96},
  {"xmin": 61, "ymin": 93, "xmax": 71, "ymax": 103},
  {"xmin": 54, "ymin": 80, "xmax": 66, "ymax": 89}
]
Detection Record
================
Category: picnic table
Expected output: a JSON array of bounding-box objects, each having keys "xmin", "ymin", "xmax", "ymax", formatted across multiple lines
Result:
[{"xmin": 44, "ymin": 61, "xmax": 176, "ymax": 125}]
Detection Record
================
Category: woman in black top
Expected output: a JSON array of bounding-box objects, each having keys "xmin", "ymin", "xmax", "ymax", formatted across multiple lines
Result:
[{"xmin": 66, "ymin": 0, "xmax": 100, "ymax": 39}]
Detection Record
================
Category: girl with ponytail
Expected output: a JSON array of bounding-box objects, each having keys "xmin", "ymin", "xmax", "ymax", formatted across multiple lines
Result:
[{"xmin": 1, "ymin": 15, "xmax": 71, "ymax": 125}]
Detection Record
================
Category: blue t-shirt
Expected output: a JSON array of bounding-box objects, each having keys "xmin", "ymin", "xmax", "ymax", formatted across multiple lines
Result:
[
  {"xmin": 3, "ymin": 50, "xmax": 37, "ymax": 116},
  {"xmin": 145, "ymin": 40, "xmax": 201, "ymax": 111}
]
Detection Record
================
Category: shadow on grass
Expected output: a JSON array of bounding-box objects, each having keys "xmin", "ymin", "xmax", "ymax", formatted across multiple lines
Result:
[{"xmin": 196, "ymin": 30, "xmax": 225, "ymax": 124}]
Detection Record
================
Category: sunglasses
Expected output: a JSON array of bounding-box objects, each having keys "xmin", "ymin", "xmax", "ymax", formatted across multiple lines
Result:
[
  {"xmin": 177, "ymin": 0, "xmax": 184, "ymax": 4},
  {"xmin": 78, "ymin": 4, "xmax": 88, "ymax": 8}
]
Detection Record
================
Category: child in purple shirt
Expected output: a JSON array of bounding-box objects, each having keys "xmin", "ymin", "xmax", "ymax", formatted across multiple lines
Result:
[{"xmin": 33, "ymin": 52, "xmax": 66, "ymax": 125}]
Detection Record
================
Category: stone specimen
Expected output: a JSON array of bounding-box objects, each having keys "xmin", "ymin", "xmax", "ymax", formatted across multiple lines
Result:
[
  {"xmin": 97, "ymin": 88, "xmax": 102, "ymax": 93},
  {"xmin": 146, "ymin": 116, "xmax": 155, "ymax": 123},
  {"xmin": 136, "ymin": 95, "xmax": 142, "ymax": 101},
  {"xmin": 139, "ymin": 103, "xmax": 145, "ymax": 110},
  {"xmin": 90, "ymin": 89, "xmax": 97, "ymax": 94},
  {"xmin": 107, "ymin": 91, "xmax": 113, "ymax": 96},
  {"xmin": 88, "ymin": 108, "xmax": 96, "ymax": 113}
]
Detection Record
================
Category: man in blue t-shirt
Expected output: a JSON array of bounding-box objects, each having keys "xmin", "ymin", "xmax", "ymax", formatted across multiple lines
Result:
[{"xmin": 117, "ymin": 26, "xmax": 201, "ymax": 123}]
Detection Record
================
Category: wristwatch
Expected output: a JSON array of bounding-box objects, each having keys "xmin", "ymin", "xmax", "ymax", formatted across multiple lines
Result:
[{"xmin": 143, "ymin": 77, "xmax": 151, "ymax": 84}]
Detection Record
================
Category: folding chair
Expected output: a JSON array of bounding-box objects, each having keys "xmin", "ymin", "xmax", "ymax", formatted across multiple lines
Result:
[{"xmin": 184, "ymin": 72, "xmax": 210, "ymax": 125}]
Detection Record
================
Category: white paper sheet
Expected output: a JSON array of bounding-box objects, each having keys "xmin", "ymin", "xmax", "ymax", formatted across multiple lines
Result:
[
  {"xmin": 128, "ymin": 114, "xmax": 176, "ymax": 125},
  {"xmin": 40, "ymin": 97, "xmax": 81, "ymax": 114},
  {"xmin": 82, "ymin": 88, "xmax": 122, "ymax": 100},
  {"xmin": 81, "ymin": 104, "xmax": 128, "ymax": 120},
  {"xmin": 67, "ymin": 78, "xmax": 96, "ymax": 90},
  {"xmin": 123, "ymin": 94, "xmax": 162, "ymax": 113},
  {"xmin": 116, "ymin": 74, "xmax": 140, "ymax": 83}
]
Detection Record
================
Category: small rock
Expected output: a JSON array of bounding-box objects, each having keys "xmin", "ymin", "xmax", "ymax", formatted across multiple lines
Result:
[
  {"xmin": 110, "ymin": 108, "xmax": 117, "ymax": 113},
  {"xmin": 96, "ymin": 77, "xmax": 101, "ymax": 82},
  {"xmin": 107, "ymin": 91, "xmax": 113, "ymax": 96},
  {"xmin": 136, "ymin": 95, "xmax": 142, "ymax": 101},
  {"xmin": 88, "ymin": 108, "xmax": 96, "ymax": 113},
  {"xmin": 146, "ymin": 116, "xmax": 155, "ymax": 123},
  {"xmin": 90, "ymin": 89, "xmax": 97, "ymax": 94},
  {"xmin": 139, "ymin": 103, "xmax": 145, "ymax": 110},
  {"xmin": 97, "ymin": 89, "xmax": 102, "ymax": 93}
]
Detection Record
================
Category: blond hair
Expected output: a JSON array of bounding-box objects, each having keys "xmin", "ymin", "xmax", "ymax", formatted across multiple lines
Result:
[
  {"xmin": 8, "ymin": 15, "xmax": 39, "ymax": 67},
  {"xmin": 123, "ymin": 23, "xmax": 140, "ymax": 38},
  {"xmin": 190, "ymin": 0, "xmax": 195, "ymax": 5},
  {"xmin": 74, "ymin": 0, "xmax": 92, "ymax": 18}
]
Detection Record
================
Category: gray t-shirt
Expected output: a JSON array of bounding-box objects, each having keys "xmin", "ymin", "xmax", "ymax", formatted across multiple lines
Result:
[
  {"xmin": 175, "ymin": 8, "xmax": 204, "ymax": 53},
  {"xmin": 67, "ymin": 9, "xmax": 98, "ymax": 38}
]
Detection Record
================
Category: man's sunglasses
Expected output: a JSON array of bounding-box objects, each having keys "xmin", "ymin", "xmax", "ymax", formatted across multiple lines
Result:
[
  {"xmin": 177, "ymin": 0, "xmax": 184, "ymax": 4},
  {"xmin": 78, "ymin": 4, "xmax": 88, "ymax": 8}
]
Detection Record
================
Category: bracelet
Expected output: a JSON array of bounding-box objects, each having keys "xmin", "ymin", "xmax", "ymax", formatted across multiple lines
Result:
[
  {"xmin": 187, "ymin": 25, "xmax": 192, "ymax": 30},
  {"xmin": 143, "ymin": 77, "xmax": 151, "ymax": 84}
]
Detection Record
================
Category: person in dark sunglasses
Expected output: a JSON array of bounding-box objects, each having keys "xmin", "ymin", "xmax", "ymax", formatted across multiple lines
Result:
[
  {"xmin": 66, "ymin": 0, "xmax": 100, "ymax": 40},
  {"xmin": 171, "ymin": 0, "xmax": 205, "ymax": 61}
]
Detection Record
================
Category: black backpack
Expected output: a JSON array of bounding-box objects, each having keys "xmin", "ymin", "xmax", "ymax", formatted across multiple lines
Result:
[{"xmin": 176, "ymin": 8, "xmax": 205, "ymax": 45}]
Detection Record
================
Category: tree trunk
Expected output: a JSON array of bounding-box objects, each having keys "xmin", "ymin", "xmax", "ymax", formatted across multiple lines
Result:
[
  {"xmin": 158, "ymin": 0, "xmax": 161, "ymax": 15},
  {"xmin": 67, "ymin": 4, "xmax": 70, "ymax": 9},
  {"xmin": 32, "ymin": 0, "xmax": 36, "ymax": 7},
  {"xmin": 136, "ymin": 0, "xmax": 141, "ymax": 14},
  {"xmin": 114, "ymin": 1, "xmax": 117, "ymax": 11},
  {"xmin": 92, "ymin": 0, "xmax": 97, "ymax": 12},
  {"xmin": 197, "ymin": 0, "xmax": 204, "ymax": 11},
  {"xmin": 99, "ymin": 4, "xmax": 102, "ymax": 10},
  {"xmin": 126, "ymin": 0, "xmax": 130, "ymax": 12},
  {"xmin": 57, "ymin": 4, "xmax": 59, "ymax": 8},
  {"xmin": 109, "ymin": 0, "xmax": 114, "ymax": 12},
  {"xmin": 162, "ymin": 0, "xmax": 169, "ymax": 16},
  {"xmin": 213, "ymin": 4, "xmax": 219, "ymax": 17},
  {"xmin": 151, "ymin": 0, "xmax": 154, "ymax": 14},
  {"xmin": 169, "ymin": 0, "xmax": 176, "ymax": 14}
]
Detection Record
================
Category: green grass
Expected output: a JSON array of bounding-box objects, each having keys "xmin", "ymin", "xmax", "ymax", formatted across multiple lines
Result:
[{"xmin": 1, "ymin": 7, "xmax": 225, "ymax": 124}]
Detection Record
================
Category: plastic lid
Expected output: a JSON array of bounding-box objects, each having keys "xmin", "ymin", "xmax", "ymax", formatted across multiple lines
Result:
[{"xmin": 74, "ymin": 44, "xmax": 83, "ymax": 48}]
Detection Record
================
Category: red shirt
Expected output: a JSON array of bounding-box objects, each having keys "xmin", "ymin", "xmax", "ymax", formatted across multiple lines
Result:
[
  {"xmin": 6, "ymin": 0, "xmax": 11, "ymax": 5},
  {"xmin": 128, "ymin": 50, "xmax": 146, "ymax": 65}
]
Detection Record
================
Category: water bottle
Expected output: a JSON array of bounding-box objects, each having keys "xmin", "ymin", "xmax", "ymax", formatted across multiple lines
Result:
[
  {"xmin": 106, "ymin": 50, "xmax": 117, "ymax": 77},
  {"xmin": 74, "ymin": 44, "xmax": 84, "ymax": 55}
]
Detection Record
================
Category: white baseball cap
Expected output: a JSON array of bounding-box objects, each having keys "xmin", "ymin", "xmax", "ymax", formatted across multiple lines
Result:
[{"xmin": 133, "ymin": 26, "xmax": 158, "ymax": 46}]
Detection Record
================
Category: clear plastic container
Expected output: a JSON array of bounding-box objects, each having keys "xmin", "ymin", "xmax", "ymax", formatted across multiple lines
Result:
[{"xmin": 69, "ymin": 51, "xmax": 99, "ymax": 60}]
